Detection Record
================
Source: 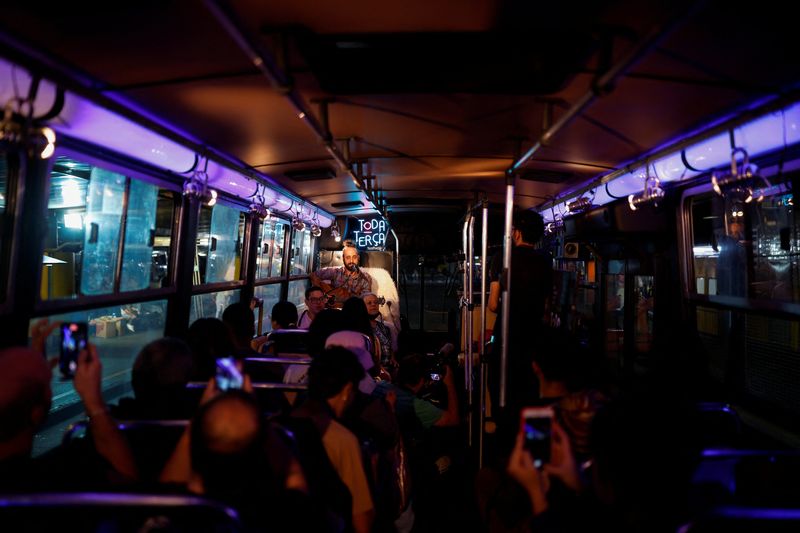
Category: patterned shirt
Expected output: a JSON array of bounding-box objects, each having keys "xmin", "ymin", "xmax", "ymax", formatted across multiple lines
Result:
[
  {"xmin": 373, "ymin": 321, "xmax": 393, "ymax": 365},
  {"xmin": 314, "ymin": 266, "xmax": 373, "ymax": 305}
]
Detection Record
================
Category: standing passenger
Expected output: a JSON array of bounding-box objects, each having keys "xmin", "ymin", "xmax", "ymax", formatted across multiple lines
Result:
[{"xmin": 488, "ymin": 211, "xmax": 553, "ymax": 439}]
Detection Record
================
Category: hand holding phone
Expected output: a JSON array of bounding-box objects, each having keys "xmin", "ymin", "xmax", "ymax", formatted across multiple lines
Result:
[
  {"xmin": 521, "ymin": 406, "xmax": 554, "ymax": 469},
  {"xmin": 60, "ymin": 322, "xmax": 88, "ymax": 378},
  {"xmin": 215, "ymin": 357, "xmax": 243, "ymax": 391}
]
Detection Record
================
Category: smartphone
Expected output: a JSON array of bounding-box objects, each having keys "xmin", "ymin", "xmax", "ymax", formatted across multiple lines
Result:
[
  {"xmin": 429, "ymin": 372, "xmax": 441, "ymax": 382},
  {"xmin": 60, "ymin": 322, "xmax": 88, "ymax": 378},
  {"xmin": 215, "ymin": 357, "xmax": 243, "ymax": 391},
  {"xmin": 521, "ymin": 406, "xmax": 554, "ymax": 469}
]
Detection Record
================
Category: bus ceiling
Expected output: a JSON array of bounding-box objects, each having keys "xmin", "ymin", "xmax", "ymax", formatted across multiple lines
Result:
[{"xmin": 1, "ymin": 0, "xmax": 798, "ymax": 218}]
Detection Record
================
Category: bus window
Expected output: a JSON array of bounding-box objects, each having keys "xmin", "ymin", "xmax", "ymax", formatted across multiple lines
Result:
[
  {"xmin": 634, "ymin": 275, "xmax": 654, "ymax": 352},
  {"xmin": 195, "ymin": 203, "xmax": 245, "ymax": 284},
  {"xmin": 751, "ymin": 191, "xmax": 797, "ymax": 302},
  {"xmin": 31, "ymin": 299, "xmax": 168, "ymax": 455},
  {"xmin": 605, "ymin": 261, "xmax": 625, "ymax": 359},
  {"xmin": 43, "ymin": 156, "xmax": 174, "ymax": 299},
  {"xmin": 691, "ymin": 187, "xmax": 797, "ymax": 302},
  {"xmin": 288, "ymin": 279, "xmax": 308, "ymax": 311},
  {"xmin": 253, "ymin": 283, "xmax": 281, "ymax": 335},
  {"xmin": 256, "ymin": 219, "xmax": 287, "ymax": 279},
  {"xmin": 0, "ymin": 153, "xmax": 8, "ymax": 302},
  {"xmin": 690, "ymin": 196, "xmax": 719, "ymax": 296},
  {"xmin": 120, "ymin": 179, "xmax": 158, "ymax": 292},
  {"xmin": 289, "ymin": 228, "xmax": 312, "ymax": 276},
  {"xmin": 270, "ymin": 222, "xmax": 286, "ymax": 277},
  {"xmin": 690, "ymin": 193, "xmax": 749, "ymax": 297},
  {"xmin": 190, "ymin": 288, "xmax": 240, "ymax": 322}
]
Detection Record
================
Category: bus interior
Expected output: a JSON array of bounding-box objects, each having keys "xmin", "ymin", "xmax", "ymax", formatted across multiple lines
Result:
[{"xmin": 1, "ymin": 0, "xmax": 800, "ymax": 530}]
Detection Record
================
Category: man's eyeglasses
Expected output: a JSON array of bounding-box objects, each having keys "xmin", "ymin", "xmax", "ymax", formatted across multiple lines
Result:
[{"xmin": 307, "ymin": 297, "xmax": 326, "ymax": 303}]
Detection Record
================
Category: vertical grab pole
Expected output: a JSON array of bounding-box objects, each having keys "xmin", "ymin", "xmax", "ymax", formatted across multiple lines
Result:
[
  {"xmin": 391, "ymin": 228, "xmax": 400, "ymax": 285},
  {"xmin": 500, "ymin": 173, "xmax": 515, "ymax": 408},
  {"xmin": 461, "ymin": 210, "xmax": 470, "ymax": 391},
  {"xmin": 466, "ymin": 212, "xmax": 475, "ymax": 447},
  {"xmin": 479, "ymin": 198, "xmax": 488, "ymax": 467}
]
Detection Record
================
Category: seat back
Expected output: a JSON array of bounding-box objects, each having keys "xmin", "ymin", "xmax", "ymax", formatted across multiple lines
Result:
[
  {"xmin": 696, "ymin": 402, "xmax": 743, "ymax": 448},
  {"xmin": 692, "ymin": 449, "xmax": 800, "ymax": 509},
  {"xmin": 0, "ymin": 492, "xmax": 243, "ymax": 531},
  {"xmin": 688, "ymin": 506, "xmax": 800, "ymax": 532},
  {"xmin": 62, "ymin": 419, "xmax": 190, "ymax": 484},
  {"xmin": 266, "ymin": 329, "xmax": 311, "ymax": 358}
]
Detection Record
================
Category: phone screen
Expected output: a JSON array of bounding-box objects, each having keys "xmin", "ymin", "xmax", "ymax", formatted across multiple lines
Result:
[
  {"xmin": 60, "ymin": 322, "xmax": 88, "ymax": 378},
  {"xmin": 216, "ymin": 357, "xmax": 243, "ymax": 391},
  {"xmin": 522, "ymin": 408, "xmax": 553, "ymax": 468},
  {"xmin": 429, "ymin": 372, "xmax": 441, "ymax": 381}
]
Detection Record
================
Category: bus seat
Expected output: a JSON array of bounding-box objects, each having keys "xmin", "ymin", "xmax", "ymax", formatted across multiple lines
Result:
[
  {"xmin": 692, "ymin": 449, "xmax": 800, "ymax": 509},
  {"xmin": 62, "ymin": 419, "xmax": 189, "ymax": 484},
  {"xmin": 687, "ymin": 506, "xmax": 800, "ymax": 532},
  {"xmin": 265, "ymin": 329, "xmax": 311, "ymax": 358},
  {"xmin": 695, "ymin": 402, "xmax": 743, "ymax": 448},
  {"xmin": 185, "ymin": 381, "xmax": 299, "ymax": 416},
  {"xmin": 0, "ymin": 492, "xmax": 243, "ymax": 531}
]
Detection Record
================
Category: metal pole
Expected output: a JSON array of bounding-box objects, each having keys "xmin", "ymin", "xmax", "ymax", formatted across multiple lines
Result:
[
  {"xmin": 479, "ymin": 198, "xmax": 488, "ymax": 467},
  {"xmin": 418, "ymin": 255, "xmax": 425, "ymax": 331},
  {"xmin": 466, "ymin": 212, "xmax": 475, "ymax": 447},
  {"xmin": 461, "ymin": 214, "xmax": 470, "ymax": 379},
  {"xmin": 203, "ymin": 0, "xmax": 380, "ymax": 212},
  {"xmin": 391, "ymin": 228, "xmax": 400, "ymax": 283},
  {"xmin": 500, "ymin": 175, "xmax": 515, "ymax": 408},
  {"xmin": 508, "ymin": 7, "xmax": 693, "ymax": 174}
]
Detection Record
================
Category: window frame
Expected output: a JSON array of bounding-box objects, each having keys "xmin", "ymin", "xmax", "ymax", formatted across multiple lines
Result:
[
  {"xmin": 34, "ymin": 145, "xmax": 182, "ymax": 313},
  {"xmin": 679, "ymin": 178, "xmax": 800, "ymax": 320}
]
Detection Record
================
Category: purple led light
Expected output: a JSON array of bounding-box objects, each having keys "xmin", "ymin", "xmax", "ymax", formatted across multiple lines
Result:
[
  {"xmin": 713, "ymin": 506, "xmax": 800, "ymax": 520},
  {"xmin": 56, "ymin": 93, "xmax": 197, "ymax": 174}
]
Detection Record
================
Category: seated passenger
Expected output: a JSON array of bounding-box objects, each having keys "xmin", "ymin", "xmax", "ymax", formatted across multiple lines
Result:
[
  {"xmin": 506, "ymin": 390, "xmax": 695, "ymax": 533},
  {"xmin": 298, "ymin": 286, "xmax": 327, "ymax": 328},
  {"xmin": 362, "ymin": 292, "xmax": 397, "ymax": 376},
  {"xmin": 223, "ymin": 302, "xmax": 283, "ymax": 385},
  {"xmin": 188, "ymin": 390, "xmax": 313, "ymax": 532},
  {"xmin": 282, "ymin": 309, "xmax": 346, "ymax": 400},
  {"xmin": 222, "ymin": 302, "xmax": 259, "ymax": 358},
  {"xmin": 341, "ymin": 296, "xmax": 380, "ymax": 365},
  {"xmin": 1, "ymin": 324, "xmax": 137, "ymax": 491},
  {"xmin": 373, "ymin": 353, "xmax": 459, "ymax": 432},
  {"xmin": 187, "ymin": 317, "xmax": 234, "ymax": 381},
  {"xmin": 292, "ymin": 347, "xmax": 376, "ymax": 533},
  {"xmin": 112, "ymin": 337, "xmax": 195, "ymax": 420},
  {"xmin": 270, "ymin": 300, "xmax": 298, "ymax": 331}
]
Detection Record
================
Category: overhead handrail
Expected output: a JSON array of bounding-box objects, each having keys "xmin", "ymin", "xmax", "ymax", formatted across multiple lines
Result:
[
  {"xmin": 204, "ymin": 0, "xmax": 379, "ymax": 213},
  {"xmin": 508, "ymin": 5, "xmax": 693, "ymax": 174},
  {"xmin": 479, "ymin": 197, "xmax": 488, "ymax": 467},
  {"xmin": 245, "ymin": 356, "xmax": 313, "ymax": 365},
  {"xmin": 186, "ymin": 381, "xmax": 308, "ymax": 391}
]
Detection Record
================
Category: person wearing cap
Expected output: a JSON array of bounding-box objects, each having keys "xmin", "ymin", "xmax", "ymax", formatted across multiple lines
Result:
[{"xmin": 292, "ymin": 347, "xmax": 376, "ymax": 533}]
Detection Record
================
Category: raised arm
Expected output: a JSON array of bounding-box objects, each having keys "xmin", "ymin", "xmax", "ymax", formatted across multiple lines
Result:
[
  {"xmin": 434, "ymin": 365, "xmax": 460, "ymax": 427},
  {"xmin": 73, "ymin": 344, "xmax": 138, "ymax": 481}
]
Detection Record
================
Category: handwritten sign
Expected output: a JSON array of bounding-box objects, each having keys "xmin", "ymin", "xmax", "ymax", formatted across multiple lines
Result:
[{"xmin": 349, "ymin": 217, "xmax": 389, "ymax": 251}]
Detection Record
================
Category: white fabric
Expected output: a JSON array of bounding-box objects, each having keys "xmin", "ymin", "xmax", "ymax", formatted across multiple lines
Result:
[{"xmin": 360, "ymin": 266, "xmax": 401, "ymax": 332}]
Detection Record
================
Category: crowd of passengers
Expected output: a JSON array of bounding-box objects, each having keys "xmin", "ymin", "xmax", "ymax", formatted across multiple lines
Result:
[{"xmin": 2, "ymin": 283, "xmax": 718, "ymax": 532}]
